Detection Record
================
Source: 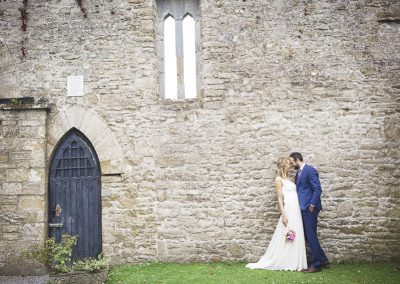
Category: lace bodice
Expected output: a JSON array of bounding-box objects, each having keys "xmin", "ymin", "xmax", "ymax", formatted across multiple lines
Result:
[{"xmin": 280, "ymin": 178, "xmax": 298, "ymax": 206}]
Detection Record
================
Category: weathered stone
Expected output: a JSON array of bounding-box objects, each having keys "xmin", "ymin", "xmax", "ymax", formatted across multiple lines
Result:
[
  {"xmin": 0, "ymin": 108, "xmax": 47, "ymax": 275},
  {"xmin": 20, "ymin": 223, "xmax": 45, "ymax": 241},
  {"xmin": 1, "ymin": 195, "xmax": 18, "ymax": 206},
  {"xmin": 5, "ymin": 169, "xmax": 30, "ymax": 182},
  {"xmin": 9, "ymin": 151, "xmax": 30, "ymax": 160},
  {"xmin": 1, "ymin": 183, "xmax": 22, "ymax": 195},
  {"xmin": 0, "ymin": 152, "xmax": 9, "ymax": 162},
  {"xmin": 21, "ymin": 182, "xmax": 46, "ymax": 195},
  {"xmin": 18, "ymin": 196, "xmax": 45, "ymax": 210},
  {"xmin": 336, "ymin": 200, "xmax": 354, "ymax": 218},
  {"xmin": 48, "ymin": 269, "xmax": 108, "ymax": 284}
]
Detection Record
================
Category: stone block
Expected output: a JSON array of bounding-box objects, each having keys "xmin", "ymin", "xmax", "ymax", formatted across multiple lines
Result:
[
  {"xmin": 21, "ymin": 182, "xmax": 46, "ymax": 195},
  {"xmin": 0, "ymin": 204, "xmax": 18, "ymax": 211},
  {"xmin": 5, "ymin": 169, "xmax": 30, "ymax": 182},
  {"xmin": 1, "ymin": 183, "xmax": 22, "ymax": 195},
  {"xmin": 29, "ymin": 151, "xmax": 46, "ymax": 168},
  {"xmin": 18, "ymin": 196, "xmax": 45, "ymax": 210},
  {"xmin": 28, "ymin": 168, "xmax": 45, "ymax": 183},
  {"xmin": 1, "ymin": 195, "xmax": 18, "ymax": 206},
  {"xmin": 18, "ymin": 126, "xmax": 46, "ymax": 139},
  {"xmin": 20, "ymin": 223, "xmax": 45, "ymax": 241},
  {"xmin": 0, "ymin": 262, "xmax": 48, "ymax": 276},
  {"xmin": 336, "ymin": 200, "xmax": 354, "ymax": 218},
  {"xmin": 2, "ymin": 225, "xmax": 20, "ymax": 233},
  {"xmin": 20, "ymin": 210, "xmax": 45, "ymax": 223},
  {"xmin": 9, "ymin": 151, "xmax": 30, "ymax": 160},
  {"xmin": 3, "ymin": 233, "xmax": 19, "ymax": 241},
  {"xmin": 0, "ymin": 152, "xmax": 9, "ymax": 162}
]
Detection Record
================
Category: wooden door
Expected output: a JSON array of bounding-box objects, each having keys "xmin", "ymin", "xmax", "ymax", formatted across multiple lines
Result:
[{"xmin": 49, "ymin": 129, "xmax": 102, "ymax": 260}]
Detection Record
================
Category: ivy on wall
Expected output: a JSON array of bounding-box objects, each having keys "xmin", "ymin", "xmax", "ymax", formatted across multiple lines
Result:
[
  {"xmin": 18, "ymin": 0, "xmax": 28, "ymax": 57},
  {"xmin": 18, "ymin": 0, "xmax": 88, "ymax": 57},
  {"xmin": 76, "ymin": 0, "xmax": 88, "ymax": 18}
]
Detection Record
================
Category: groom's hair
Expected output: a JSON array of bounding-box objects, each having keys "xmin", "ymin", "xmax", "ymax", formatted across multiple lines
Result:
[{"xmin": 290, "ymin": 152, "xmax": 303, "ymax": 162}]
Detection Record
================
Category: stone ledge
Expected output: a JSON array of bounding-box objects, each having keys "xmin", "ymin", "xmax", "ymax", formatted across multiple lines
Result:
[
  {"xmin": 377, "ymin": 8, "xmax": 400, "ymax": 22},
  {"xmin": 0, "ymin": 262, "xmax": 47, "ymax": 276},
  {"xmin": 377, "ymin": 16, "xmax": 400, "ymax": 22},
  {"xmin": 0, "ymin": 97, "xmax": 50, "ymax": 111}
]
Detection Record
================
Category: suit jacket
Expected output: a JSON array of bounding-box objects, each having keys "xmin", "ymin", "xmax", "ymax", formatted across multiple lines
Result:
[{"xmin": 296, "ymin": 164, "xmax": 322, "ymax": 211}]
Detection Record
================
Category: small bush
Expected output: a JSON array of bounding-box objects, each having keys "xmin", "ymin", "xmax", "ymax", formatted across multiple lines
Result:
[
  {"xmin": 72, "ymin": 255, "xmax": 108, "ymax": 272},
  {"xmin": 24, "ymin": 234, "xmax": 108, "ymax": 274},
  {"xmin": 25, "ymin": 234, "xmax": 76, "ymax": 273}
]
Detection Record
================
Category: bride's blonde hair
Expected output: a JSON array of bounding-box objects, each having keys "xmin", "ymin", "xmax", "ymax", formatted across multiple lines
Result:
[{"xmin": 276, "ymin": 157, "xmax": 290, "ymax": 179}]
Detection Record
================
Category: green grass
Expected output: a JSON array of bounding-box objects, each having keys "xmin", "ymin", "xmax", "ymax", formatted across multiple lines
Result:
[{"xmin": 106, "ymin": 261, "xmax": 399, "ymax": 284}]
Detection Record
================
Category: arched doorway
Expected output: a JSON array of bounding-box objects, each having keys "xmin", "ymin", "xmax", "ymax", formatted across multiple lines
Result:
[{"xmin": 48, "ymin": 128, "xmax": 102, "ymax": 260}]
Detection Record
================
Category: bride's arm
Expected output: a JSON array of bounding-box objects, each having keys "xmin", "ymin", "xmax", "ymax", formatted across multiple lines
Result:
[{"xmin": 274, "ymin": 177, "xmax": 288, "ymax": 226}]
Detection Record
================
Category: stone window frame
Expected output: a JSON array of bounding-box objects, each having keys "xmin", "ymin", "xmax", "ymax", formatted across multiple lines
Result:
[{"xmin": 156, "ymin": 0, "xmax": 201, "ymax": 101}]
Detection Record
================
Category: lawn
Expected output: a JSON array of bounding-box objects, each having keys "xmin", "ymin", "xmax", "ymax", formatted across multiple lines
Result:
[{"xmin": 105, "ymin": 261, "xmax": 399, "ymax": 284}]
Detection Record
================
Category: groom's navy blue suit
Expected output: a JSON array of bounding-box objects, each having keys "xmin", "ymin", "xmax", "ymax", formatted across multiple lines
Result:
[{"xmin": 296, "ymin": 164, "xmax": 328, "ymax": 269}]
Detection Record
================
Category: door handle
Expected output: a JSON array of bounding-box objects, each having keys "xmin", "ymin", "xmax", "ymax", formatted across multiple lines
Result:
[
  {"xmin": 51, "ymin": 204, "xmax": 62, "ymax": 216},
  {"xmin": 49, "ymin": 223, "xmax": 64, "ymax": 228}
]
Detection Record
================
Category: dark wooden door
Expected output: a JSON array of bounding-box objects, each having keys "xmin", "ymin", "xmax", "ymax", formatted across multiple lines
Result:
[{"xmin": 49, "ymin": 129, "xmax": 102, "ymax": 260}]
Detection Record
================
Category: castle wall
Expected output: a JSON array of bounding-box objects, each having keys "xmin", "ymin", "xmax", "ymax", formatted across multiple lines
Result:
[{"xmin": 0, "ymin": 0, "xmax": 399, "ymax": 274}]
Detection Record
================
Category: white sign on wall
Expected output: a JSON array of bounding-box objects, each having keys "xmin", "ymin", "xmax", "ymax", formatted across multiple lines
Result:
[{"xmin": 67, "ymin": 75, "xmax": 84, "ymax": 97}]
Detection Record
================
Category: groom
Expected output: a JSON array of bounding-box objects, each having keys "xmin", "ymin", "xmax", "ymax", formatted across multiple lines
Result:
[{"xmin": 289, "ymin": 152, "xmax": 329, "ymax": 273}]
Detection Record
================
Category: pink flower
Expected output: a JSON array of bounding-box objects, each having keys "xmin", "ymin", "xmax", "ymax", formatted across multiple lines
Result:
[{"xmin": 286, "ymin": 230, "xmax": 296, "ymax": 242}]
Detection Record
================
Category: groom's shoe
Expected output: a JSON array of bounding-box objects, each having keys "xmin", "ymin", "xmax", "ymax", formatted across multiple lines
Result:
[
  {"xmin": 302, "ymin": 267, "xmax": 321, "ymax": 273},
  {"xmin": 321, "ymin": 260, "xmax": 331, "ymax": 269}
]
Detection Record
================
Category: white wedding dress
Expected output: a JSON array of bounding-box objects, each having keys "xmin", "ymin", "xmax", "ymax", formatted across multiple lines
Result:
[{"xmin": 246, "ymin": 178, "xmax": 307, "ymax": 271}]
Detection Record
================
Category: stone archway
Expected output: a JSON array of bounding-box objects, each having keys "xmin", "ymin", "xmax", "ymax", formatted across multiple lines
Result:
[{"xmin": 47, "ymin": 104, "xmax": 125, "ymax": 175}]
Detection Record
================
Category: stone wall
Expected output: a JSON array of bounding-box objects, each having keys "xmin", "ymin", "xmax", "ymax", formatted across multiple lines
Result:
[
  {"xmin": 0, "ymin": 105, "xmax": 48, "ymax": 275},
  {"xmin": 0, "ymin": 0, "xmax": 399, "ymax": 273}
]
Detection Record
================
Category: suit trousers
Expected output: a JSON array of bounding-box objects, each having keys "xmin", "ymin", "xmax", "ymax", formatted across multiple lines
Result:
[{"xmin": 301, "ymin": 209, "xmax": 328, "ymax": 269}]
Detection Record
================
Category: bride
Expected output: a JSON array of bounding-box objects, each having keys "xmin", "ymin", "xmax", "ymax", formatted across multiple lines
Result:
[{"xmin": 246, "ymin": 157, "xmax": 307, "ymax": 271}]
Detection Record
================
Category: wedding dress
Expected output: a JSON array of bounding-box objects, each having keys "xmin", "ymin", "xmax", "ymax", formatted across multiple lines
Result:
[{"xmin": 246, "ymin": 178, "xmax": 307, "ymax": 271}]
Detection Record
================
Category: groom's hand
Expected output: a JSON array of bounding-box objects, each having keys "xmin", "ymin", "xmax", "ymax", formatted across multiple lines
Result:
[{"xmin": 308, "ymin": 205, "xmax": 315, "ymax": 212}]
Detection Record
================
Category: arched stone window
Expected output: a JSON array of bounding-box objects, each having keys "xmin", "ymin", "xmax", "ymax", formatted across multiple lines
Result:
[
  {"xmin": 157, "ymin": 0, "xmax": 200, "ymax": 100},
  {"xmin": 164, "ymin": 14, "xmax": 178, "ymax": 99},
  {"xmin": 183, "ymin": 13, "xmax": 196, "ymax": 99}
]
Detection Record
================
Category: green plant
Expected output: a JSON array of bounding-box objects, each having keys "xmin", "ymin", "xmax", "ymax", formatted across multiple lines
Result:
[
  {"xmin": 25, "ymin": 234, "xmax": 77, "ymax": 273},
  {"xmin": 73, "ymin": 255, "xmax": 109, "ymax": 272},
  {"xmin": 24, "ymin": 234, "xmax": 108, "ymax": 274},
  {"xmin": 10, "ymin": 98, "xmax": 22, "ymax": 105},
  {"xmin": 18, "ymin": 0, "xmax": 29, "ymax": 57}
]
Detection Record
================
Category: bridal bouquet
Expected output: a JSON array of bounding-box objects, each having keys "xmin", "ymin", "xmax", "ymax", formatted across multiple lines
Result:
[{"xmin": 286, "ymin": 229, "xmax": 296, "ymax": 242}]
